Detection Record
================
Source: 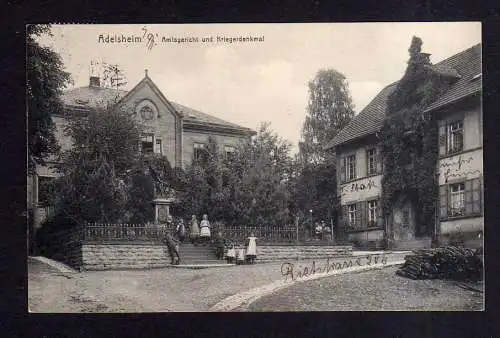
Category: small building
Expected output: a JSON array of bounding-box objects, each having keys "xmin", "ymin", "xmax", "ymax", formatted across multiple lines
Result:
[
  {"xmin": 325, "ymin": 44, "xmax": 482, "ymax": 250},
  {"xmin": 28, "ymin": 71, "xmax": 255, "ymax": 231}
]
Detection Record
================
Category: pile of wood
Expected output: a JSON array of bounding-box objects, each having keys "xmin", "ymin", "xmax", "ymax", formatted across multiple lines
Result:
[{"xmin": 396, "ymin": 247, "xmax": 483, "ymax": 281}]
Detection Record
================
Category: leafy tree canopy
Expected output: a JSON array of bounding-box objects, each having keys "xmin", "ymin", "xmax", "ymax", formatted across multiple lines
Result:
[
  {"xmin": 27, "ymin": 24, "xmax": 72, "ymax": 172},
  {"xmin": 300, "ymin": 69, "xmax": 355, "ymax": 165}
]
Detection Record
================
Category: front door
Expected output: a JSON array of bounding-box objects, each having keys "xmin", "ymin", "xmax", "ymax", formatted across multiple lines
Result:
[{"xmin": 392, "ymin": 199, "xmax": 416, "ymax": 241}]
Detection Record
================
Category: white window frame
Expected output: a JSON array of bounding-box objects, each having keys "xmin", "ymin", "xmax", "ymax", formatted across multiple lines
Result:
[
  {"xmin": 368, "ymin": 200, "xmax": 377, "ymax": 226},
  {"xmin": 367, "ymin": 148, "xmax": 377, "ymax": 175},
  {"xmin": 449, "ymin": 182, "xmax": 465, "ymax": 217},
  {"xmin": 347, "ymin": 204, "xmax": 357, "ymax": 227},
  {"xmin": 155, "ymin": 138, "xmax": 163, "ymax": 155},
  {"xmin": 346, "ymin": 154, "xmax": 356, "ymax": 181},
  {"xmin": 194, "ymin": 142, "xmax": 207, "ymax": 161},
  {"xmin": 140, "ymin": 133, "xmax": 154, "ymax": 154},
  {"xmin": 447, "ymin": 120, "xmax": 464, "ymax": 154}
]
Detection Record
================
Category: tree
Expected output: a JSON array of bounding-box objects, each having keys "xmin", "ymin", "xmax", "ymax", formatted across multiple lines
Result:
[
  {"xmin": 181, "ymin": 122, "xmax": 295, "ymax": 227},
  {"xmin": 299, "ymin": 69, "xmax": 355, "ymax": 165},
  {"xmin": 27, "ymin": 24, "xmax": 72, "ymax": 173},
  {"xmin": 52, "ymin": 106, "xmax": 142, "ymax": 223},
  {"xmin": 294, "ymin": 69, "xmax": 355, "ymax": 224},
  {"xmin": 229, "ymin": 123, "xmax": 294, "ymax": 227}
]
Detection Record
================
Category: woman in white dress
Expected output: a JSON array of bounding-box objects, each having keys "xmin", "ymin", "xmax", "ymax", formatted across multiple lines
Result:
[
  {"xmin": 199, "ymin": 214, "xmax": 211, "ymax": 245},
  {"xmin": 245, "ymin": 232, "xmax": 257, "ymax": 264},
  {"xmin": 190, "ymin": 215, "xmax": 200, "ymax": 245}
]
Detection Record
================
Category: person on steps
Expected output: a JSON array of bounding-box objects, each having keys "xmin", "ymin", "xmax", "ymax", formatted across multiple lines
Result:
[
  {"xmin": 163, "ymin": 229, "xmax": 181, "ymax": 265},
  {"xmin": 190, "ymin": 215, "xmax": 200, "ymax": 245},
  {"xmin": 176, "ymin": 218, "xmax": 186, "ymax": 243},
  {"xmin": 199, "ymin": 214, "xmax": 211, "ymax": 246}
]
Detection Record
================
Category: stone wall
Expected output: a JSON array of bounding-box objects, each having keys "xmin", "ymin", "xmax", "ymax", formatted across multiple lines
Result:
[
  {"xmin": 65, "ymin": 242, "xmax": 353, "ymax": 271},
  {"xmin": 80, "ymin": 243, "xmax": 170, "ymax": 271},
  {"xmin": 256, "ymin": 245, "xmax": 352, "ymax": 263}
]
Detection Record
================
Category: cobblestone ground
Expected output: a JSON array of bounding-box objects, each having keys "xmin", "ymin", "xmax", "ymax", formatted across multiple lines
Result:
[
  {"xmin": 29, "ymin": 258, "xmax": 314, "ymax": 312},
  {"xmin": 246, "ymin": 266, "xmax": 484, "ymax": 311}
]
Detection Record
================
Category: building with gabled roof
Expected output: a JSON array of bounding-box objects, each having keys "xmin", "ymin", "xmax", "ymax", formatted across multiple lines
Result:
[
  {"xmin": 325, "ymin": 43, "xmax": 482, "ymax": 250},
  {"xmin": 28, "ymin": 71, "xmax": 255, "ymax": 231}
]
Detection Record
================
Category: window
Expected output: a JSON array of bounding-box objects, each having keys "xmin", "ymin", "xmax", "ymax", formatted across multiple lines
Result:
[
  {"xmin": 194, "ymin": 143, "xmax": 207, "ymax": 162},
  {"xmin": 449, "ymin": 182, "xmax": 465, "ymax": 217},
  {"xmin": 155, "ymin": 139, "xmax": 163, "ymax": 155},
  {"xmin": 367, "ymin": 200, "xmax": 378, "ymax": 226},
  {"xmin": 345, "ymin": 154, "xmax": 356, "ymax": 181},
  {"xmin": 367, "ymin": 148, "xmax": 377, "ymax": 175},
  {"xmin": 224, "ymin": 145, "xmax": 236, "ymax": 160},
  {"xmin": 439, "ymin": 178, "xmax": 482, "ymax": 219},
  {"xmin": 447, "ymin": 121, "xmax": 464, "ymax": 154},
  {"xmin": 347, "ymin": 204, "xmax": 357, "ymax": 227},
  {"xmin": 38, "ymin": 176, "xmax": 55, "ymax": 206},
  {"xmin": 140, "ymin": 134, "xmax": 154, "ymax": 154}
]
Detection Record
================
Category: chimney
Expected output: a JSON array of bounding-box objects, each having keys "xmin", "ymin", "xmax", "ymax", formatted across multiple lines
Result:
[{"xmin": 89, "ymin": 76, "xmax": 100, "ymax": 88}]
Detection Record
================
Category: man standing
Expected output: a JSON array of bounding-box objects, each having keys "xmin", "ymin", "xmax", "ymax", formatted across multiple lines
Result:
[{"xmin": 162, "ymin": 226, "xmax": 181, "ymax": 265}]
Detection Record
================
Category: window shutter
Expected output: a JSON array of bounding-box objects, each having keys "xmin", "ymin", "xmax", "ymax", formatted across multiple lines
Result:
[
  {"xmin": 340, "ymin": 155, "xmax": 346, "ymax": 183},
  {"xmin": 464, "ymin": 180, "xmax": 473, "ymax": 216},
  {"xmin": 361, "ymin": 201, "xmax": 367, "ymax": 229},
  {"xmin": 472, "ymin": 177, "xmax": 482, "ymax": 214},
  {"xmin": 376, "ymin": 199, "xmax": 383, "ymax": 227},
  {"xmin": 376, "ymin": 148, "xmax": 382, "ymax": 173},
  {"xmin": 439, "ymin": 185, "xmax": 448, "ymax": 219},
  {"xmin": 355, "ymin": 202, "xmax": 362, "ymax": 229},
  {"xmin": 438, "ymin": 120, "xmax": 447, "ymax": 156}
]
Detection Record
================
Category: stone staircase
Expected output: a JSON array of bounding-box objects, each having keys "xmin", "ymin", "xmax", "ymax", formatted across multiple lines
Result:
[{"xmin": 178, "ymin": 243, "xmax": 226, "ymax": 265}]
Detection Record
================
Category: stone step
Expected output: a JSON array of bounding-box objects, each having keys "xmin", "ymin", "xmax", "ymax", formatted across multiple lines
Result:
[
  {"xmin": 393, "ymin": 238, "xmax": 432, "ymax": 250},
  {"xmin": 180, "ymin": 260, "xmax": 227, "ymax": 265}
]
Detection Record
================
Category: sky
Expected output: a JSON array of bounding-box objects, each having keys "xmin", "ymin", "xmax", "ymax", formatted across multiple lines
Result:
[{"xmin": 38, "ymin": 23, "xmax": 481, "ymax": 153}]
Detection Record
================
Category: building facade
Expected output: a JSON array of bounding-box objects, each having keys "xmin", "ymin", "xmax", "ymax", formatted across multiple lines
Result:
[
  {"xmin": 325, "ymin": 44, "xmax": 482, "ymax": 249},
  {"xmin": 28, "ymin": 72, "xmax": 254, "ymax": 230}
]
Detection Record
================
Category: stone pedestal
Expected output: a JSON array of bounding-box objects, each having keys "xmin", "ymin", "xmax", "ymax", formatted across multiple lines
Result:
[{"xmin": 153, "ymin": 198, "xmax": 175, "ymax": 224}]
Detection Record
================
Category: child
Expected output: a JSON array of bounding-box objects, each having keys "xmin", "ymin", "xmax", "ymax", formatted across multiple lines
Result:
[
  {"xmin": 245, "ymin": 232, "xmax": 257, "ymax": 264},
  {"xmin": 226, "ymin": 242, "xmax": 236, "ymax": 263},
  {"xmin": 236, "ymin": 243, "xmax": 246, "ymax": 265},
  {"xmin": 199, "ymin": 214, "xmax": 211, "ymax": 246}
]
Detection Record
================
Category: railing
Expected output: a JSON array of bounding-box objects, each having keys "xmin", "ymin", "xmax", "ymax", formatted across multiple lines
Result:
[
  {"xmin": 43, "ymin": 221, "xmax": 333, "ymax": 245},
  {"xmin": 212, "ymin": 223, "xmax": 310, "ymax": 244}
]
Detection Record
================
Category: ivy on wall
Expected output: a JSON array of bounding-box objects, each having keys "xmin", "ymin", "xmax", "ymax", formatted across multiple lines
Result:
[{"xmin": 380, "ymin": 37, "xmax": 457, "ymax": 234}]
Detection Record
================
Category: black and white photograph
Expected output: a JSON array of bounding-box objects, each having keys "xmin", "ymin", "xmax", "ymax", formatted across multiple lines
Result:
[{"xmin": 27, "ymin": 23, "xmax": 483, "ymax": 312}]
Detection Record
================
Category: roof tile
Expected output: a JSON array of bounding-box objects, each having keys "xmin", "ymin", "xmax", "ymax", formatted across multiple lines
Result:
[
  {"xmin": 325, "ymin": 43, "xmax": 481, "ymax": 149},
  {"xmin": 60, "ymin": 86, "xmax": 252, "ymax": 132}
]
